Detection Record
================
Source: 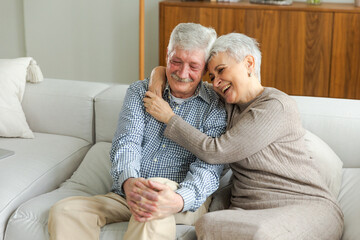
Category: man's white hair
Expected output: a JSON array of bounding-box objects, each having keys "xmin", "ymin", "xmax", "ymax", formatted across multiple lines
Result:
[
  {"xmin": 209, "ymin": 33, "xmax": 262, "ymax": 82},
  {"xmin": 167, "ymin": 23, "xmax": 217, "ymax": 62}
]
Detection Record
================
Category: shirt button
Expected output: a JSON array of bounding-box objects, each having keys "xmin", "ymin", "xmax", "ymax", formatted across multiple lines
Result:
[
  {"xmin": 162, "ymin": 144, "xmax": 166, "ymax": 148},
  {"xmin": 153, "ymin": 158, "xmax": 157, "ymax": 162},
  {"xmin": 176, "ymin": 106, "xmax": 179, "ymax": 110}
]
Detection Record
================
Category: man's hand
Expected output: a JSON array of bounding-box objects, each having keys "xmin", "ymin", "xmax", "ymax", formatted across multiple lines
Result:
[
  {"xmin": 143, "ymin": 91, "xmax": 175, "ymax": 124},
  {"xmin": 123, "ymin": 178, "xmax": 155, "ymax": 222},
  {"xmin": 149, "ymin": 66, "xmax": 166, "ymax": 97},
  {"xmin": 130, "ymin": 179, "xmax": 184, "ymax": 221}
]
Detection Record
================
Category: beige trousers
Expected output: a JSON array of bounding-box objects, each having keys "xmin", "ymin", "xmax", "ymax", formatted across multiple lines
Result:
[{"xmin": 48, "ymin": 178, "xmax": 211, "ymax": 240}]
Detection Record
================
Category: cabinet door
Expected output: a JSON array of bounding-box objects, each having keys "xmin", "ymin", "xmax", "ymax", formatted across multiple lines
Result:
[
  {"xmin": 243, "ymin": 10, "xmax": 333, "ymax": 96},
  {"xmin": 330, "ymin": 13, "xmax": 360, "ymax": 99}
]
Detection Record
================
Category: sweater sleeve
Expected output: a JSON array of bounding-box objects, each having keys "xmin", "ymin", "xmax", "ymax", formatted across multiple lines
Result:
[{"xmin": 164, "ymin": 98, "xmax": 288, "ymax": 164}]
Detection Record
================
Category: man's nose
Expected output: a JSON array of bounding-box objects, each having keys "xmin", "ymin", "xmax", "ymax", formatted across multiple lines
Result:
[{"xmin": 178, "ymin": 65, "xmax": 190, "ymax": 79}]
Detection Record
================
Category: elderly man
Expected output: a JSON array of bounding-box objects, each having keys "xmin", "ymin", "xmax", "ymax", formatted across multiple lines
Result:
[{"xmin": 47, "ymin": 23, "xmax": 227, "ymax": 240}]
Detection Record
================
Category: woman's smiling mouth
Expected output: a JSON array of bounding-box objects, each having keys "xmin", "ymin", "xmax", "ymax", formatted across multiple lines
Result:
[{"xmin": 222, "ymin": 84, "xmax": 231, "ymax": 94}]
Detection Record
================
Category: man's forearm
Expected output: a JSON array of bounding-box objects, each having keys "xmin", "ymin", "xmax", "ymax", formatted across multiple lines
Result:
[{"xmin": 178, "ymin": 161, "xmax": 223, "ymax": 212}]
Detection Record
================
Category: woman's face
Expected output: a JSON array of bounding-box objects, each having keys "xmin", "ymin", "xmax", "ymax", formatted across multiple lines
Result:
[{"xmin": 208, "ymin": 52, "xmax": 250, "ymax": 104}]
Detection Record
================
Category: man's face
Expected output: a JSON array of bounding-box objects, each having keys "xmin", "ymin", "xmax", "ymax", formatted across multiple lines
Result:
[{"xmin": 166, "ymin": 47, "xmax": 206, "ymax": 99}]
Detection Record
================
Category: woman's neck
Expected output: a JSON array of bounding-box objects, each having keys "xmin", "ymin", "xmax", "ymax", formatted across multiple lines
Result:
[{"xmin": 237, "ymin": 79, "xmax": 264, "ymax": 104}]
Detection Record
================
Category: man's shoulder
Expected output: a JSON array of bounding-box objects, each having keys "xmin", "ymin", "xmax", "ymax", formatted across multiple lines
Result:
[
  {"xmin": 127, "ymin": 78, "xmax": 149, "ymax": 94},
  {"xmin": 200, "ymin": 82, "xmax": 223, "ymax": 106}
]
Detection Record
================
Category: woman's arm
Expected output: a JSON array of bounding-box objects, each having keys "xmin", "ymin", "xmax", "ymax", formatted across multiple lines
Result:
[
  {"xmin": 144, "ymin": 92, "xmax": 288, "ymax": 164},
  {"xmin": 145, "ymin": 83, "xmax": 290, "ymax": 165},
  {"xmin": 148, "ymin": 66, "xmax": 166, "ymax": 97},
  {"xmin": 164, "ymin": 99, "xmax": 288, "ymax": 164}
]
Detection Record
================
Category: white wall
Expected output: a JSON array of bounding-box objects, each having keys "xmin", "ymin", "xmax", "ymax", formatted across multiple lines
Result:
[
  {"xmin": 145, "ymin": 0, "xmax": 163, "ymax": 81},
  {"xmin": 0, "ymin": 0, "xmax": 26, "ymax": 58},
  {"xmin": 24, "ymin": 0, "xmax": 141, "ymax": 84},
  {"xmin": 0, "ymin": 0, "xmax": 161, "ymax": 84}
]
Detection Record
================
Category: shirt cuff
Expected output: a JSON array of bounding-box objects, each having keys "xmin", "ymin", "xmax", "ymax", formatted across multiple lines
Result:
[
  {"xmin": 176, "ymin": 187, "xmax": 195, "ymax": 212},
  {"xmin": 118, "ymin": 168, "xmax": 139, "ymax": 195}
]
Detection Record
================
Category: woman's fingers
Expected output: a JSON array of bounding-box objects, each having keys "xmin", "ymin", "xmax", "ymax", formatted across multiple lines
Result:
[
  {"xmin": 143, "ymin": 91, "xmax": 175, "ymax": 124},
  {"xmin": 145, "ymin": 91, "xmax": 156, "ymax": 98},
  {"xmin": 143, "ymin": 91, "xmax": 158, "ymax": 110}
]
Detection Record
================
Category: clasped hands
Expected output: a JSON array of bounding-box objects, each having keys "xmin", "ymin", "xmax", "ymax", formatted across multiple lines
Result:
[{"xmin": 123, "ymin": 178, "xmax": 184, "ymax": 222}]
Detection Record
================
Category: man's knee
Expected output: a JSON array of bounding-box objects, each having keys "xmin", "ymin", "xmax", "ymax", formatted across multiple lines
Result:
[{"xmin": 49, "ymin": 196, "xmax": 85, "ymax": 219}]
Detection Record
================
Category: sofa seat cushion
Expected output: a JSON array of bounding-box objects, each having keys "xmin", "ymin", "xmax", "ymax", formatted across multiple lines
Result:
[
  {"xmin": 0, "ymin": 133, "xmax": 91, "ymax": 239},
  {"xmin": 5, "ymin": 192, "xmax": 195, "ymax": 240},
  {"xmin": 338, "ymin": 168, "xmax": 360, "ymax": 240},
  {"xmin": 4, "ymin": 142, "xmax": 196, "ymax": 240}
]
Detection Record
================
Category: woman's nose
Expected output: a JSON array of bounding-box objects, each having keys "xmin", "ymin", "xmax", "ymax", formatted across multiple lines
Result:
[{"xmin": 213, "ymin": 76, "xmax": 221, "ymax": 87}]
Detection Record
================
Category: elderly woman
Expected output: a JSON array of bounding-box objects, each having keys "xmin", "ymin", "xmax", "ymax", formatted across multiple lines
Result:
[{"xmin": 143, "ymin": 33, "xmax": 343, "ymax": 239}]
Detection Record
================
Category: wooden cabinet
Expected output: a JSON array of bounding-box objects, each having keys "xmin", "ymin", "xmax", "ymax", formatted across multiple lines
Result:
[
  {"xmin": 159, "ymin": 0, "xmax": 360, "ymax": 99},
  {"xmin": 330, "ymin": 13, "xmax": 360, "ymax": 99}
]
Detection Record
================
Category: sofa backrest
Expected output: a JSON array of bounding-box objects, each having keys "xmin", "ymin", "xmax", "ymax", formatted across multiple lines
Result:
[
  {"xmin": 292, "ymin": 96, "xmax": 360, "ymax": 168},
  {"xmin": 94, "ymin": 84, "xmax": 129, "ymax": 143},
  {"xmin": 22, "ymin": 78, "xmax": 110, "ymax": 143}
]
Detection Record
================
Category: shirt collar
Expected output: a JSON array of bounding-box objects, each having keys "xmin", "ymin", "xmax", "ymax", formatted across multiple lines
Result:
[{"xmin": 163, "ymin": 80, "xmax": 210, "ymax": 104}]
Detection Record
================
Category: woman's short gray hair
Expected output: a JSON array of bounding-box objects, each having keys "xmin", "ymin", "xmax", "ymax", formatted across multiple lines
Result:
[
  {"xmin": 209, "ymin": 33, "xmax": 262, "ymax": 82},
  {"xmin": 167, "ymin": 23, "xmax": 217, "ymax": 62}
]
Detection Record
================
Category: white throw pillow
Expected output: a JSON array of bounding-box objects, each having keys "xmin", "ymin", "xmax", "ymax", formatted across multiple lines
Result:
[
  {"xmin": 304, "ymin": 130, "xmax": 343, "ymax": 198},
  {"xmin": 0, "ymin": 58, "xmax": 34, "ymax": 138}
]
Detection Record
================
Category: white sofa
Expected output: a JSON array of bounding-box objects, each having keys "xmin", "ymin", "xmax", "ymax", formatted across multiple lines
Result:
[
  {"xmin": 0, "ymin": 79, "xmax": 111, "ymax": 240},
  {"xmin": 1, "ymin": 78, "xmax": 360, "ymax": 240}
]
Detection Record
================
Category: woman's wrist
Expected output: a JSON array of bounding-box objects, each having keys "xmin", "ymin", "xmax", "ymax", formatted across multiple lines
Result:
[{"xmin": 165, "ymin": 113, "xmax": 176, "ymax": 124}]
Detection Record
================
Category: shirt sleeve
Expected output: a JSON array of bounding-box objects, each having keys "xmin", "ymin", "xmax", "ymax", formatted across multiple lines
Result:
[
  {"xmin": 109, "ymin": 82, "xmax": 146, "ymax": 196},
  {"xmin": 176, "ymin": 99, "xmax": 227, "ymax": 212},
  {"xmin": 165, "ymin": 98, "xmax": 288, "ymax": 165}
]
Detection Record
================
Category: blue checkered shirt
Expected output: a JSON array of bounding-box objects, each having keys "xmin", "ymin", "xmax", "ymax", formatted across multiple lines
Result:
[{"xmin": 110, "ymin": 78, "xmax": 227, "ymax": 212}]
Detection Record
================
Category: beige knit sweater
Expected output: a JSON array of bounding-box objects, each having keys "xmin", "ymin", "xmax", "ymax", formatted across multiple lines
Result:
[{"xmin": 164, "ymin": 87, "xmax": 342, "ymax": 214}]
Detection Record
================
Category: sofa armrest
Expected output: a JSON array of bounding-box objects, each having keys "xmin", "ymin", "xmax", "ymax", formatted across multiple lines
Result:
[{"xmin": 22, "ymin": 78, "xmax": 110, "ymax": 143}]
